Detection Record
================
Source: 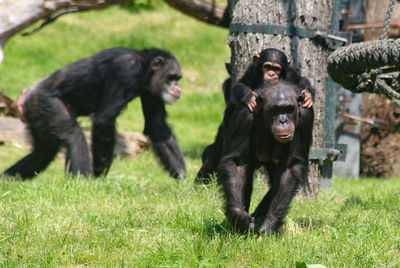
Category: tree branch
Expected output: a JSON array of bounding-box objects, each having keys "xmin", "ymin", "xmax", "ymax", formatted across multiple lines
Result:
[
  {"xmin": 0, "ymin": 0, "xmax": 230, "ymax": 63},
  {"xmin": 0, "ymin": 0, "xmax": 132, "ymax": 62},
  {"xmin": 21, "ymin": 7, "xmax": 84, "ymax": 36},
  {"xmin": 163, "ymin": 0, "xmax": 230, "ymax": 27}
]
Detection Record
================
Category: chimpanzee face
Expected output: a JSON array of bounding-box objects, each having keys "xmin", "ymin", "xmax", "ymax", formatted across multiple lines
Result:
[
  {"xmin": 262, "ymin": 61, "xmax": 282, "ymax": 82},
  {"xmin": 254, "ymin": 48, "xmax": 289, "ymax": 82},
  {"xmin": 151, "ymin": 56, "xmax": 182, "ymax": 104},
  {"xmin": 262, "ymin": 82, "xmax": 299, "ymax": 143}
]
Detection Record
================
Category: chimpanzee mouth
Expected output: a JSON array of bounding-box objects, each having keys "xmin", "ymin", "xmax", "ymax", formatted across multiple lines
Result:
[
  {"xmin": 276, "ymin": 133, "xmax": 292, "ymax": 142},
  {"xmin": 170, "ymin": 92, "xmax": 181, "ymax": 99},
  {"xmin": 162, "ymin": 91, "xmax": 180, "ymax": 104}
]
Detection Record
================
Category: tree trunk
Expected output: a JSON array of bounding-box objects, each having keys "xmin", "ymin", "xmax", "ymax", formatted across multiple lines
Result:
[{"xmin": 228, "ymin": 0, "xmax": 334, "ymax": 198}]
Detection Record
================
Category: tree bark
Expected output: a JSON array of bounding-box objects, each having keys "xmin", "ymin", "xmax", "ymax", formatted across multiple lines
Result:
[{"xmin": 228, "ymin": 0, "xmax": 334, "ymax": 198}]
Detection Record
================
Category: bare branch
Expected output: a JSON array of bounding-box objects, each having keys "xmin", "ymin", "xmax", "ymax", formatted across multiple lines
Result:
[
  {"xmin": 163, "ymin": 0, "xmax": 230, "ymax": 27},
  {"xmin": 22, "ymin": 7, "xmax": 83, "ymax": 36},
  {"xmin": 0, "ymin": 0, "xmax": 132, "ymax": 62}
]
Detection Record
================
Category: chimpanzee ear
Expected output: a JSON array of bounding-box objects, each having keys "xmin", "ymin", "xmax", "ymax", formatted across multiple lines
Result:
[
  {"xmin": 288, "ymin": 59, "xmax": 291, "ymax": 64},
  {"xmin": 253, "ymin": 54, "xmax": 260, "ymax": 64},
  {"xmin": 152, "ymin": 56, "xmax": 164, "ymax": 71}
]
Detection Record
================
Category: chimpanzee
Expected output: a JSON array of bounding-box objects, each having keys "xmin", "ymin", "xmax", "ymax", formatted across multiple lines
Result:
[
  {"xmin": 195, "ymin": 48, "xmax": 315, "ymax": 183},
  {"xmin": 3, "ymin": 47, "xmax": 186, "ymax": 180},
  {"xmin": 230, "ymin": 48, "xmax": 315, "ymax": 112},
  {"xmin": 218, "ymin": 80, "xmax": 314, "ymax": 235}
]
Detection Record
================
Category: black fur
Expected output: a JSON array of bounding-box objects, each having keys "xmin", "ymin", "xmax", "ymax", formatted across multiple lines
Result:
[
  {"xmin": 195, "ymin": 48, "xmax": 314, "ymax": 183},
  {"xmin": 3, "ymin": 47, "xmax": 186, "ymax": 180},
  {"xmin": 231, "ymin": 48, "xmax": 315, "ymax": 104},
  {"xmin": 217, "ymin": 81, "xmax": 314, "ymax": 235}
]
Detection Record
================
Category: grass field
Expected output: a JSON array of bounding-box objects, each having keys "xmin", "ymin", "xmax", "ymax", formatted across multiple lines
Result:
[{"xmin": 0, "ymin": 2, "xmax": 400, "ymax": 267}]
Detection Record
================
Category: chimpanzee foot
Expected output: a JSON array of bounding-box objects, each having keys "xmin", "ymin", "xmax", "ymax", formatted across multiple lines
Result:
[
  {"xmin": 171, "ymin": 169, "xmax": 185, "ymax": 181},
  {"xmin": 194, "ymin": 166, "xmax": 215, "ymax": 184},
  {"xmin": 254, "ymin": 216, "xmax": 279, "ymax": 236},
  {"xmin": 177, "ymin": 170, "xmax": 186, "ymax": 181},
  {"xmin": 227, "ymin": 208, "xmax": 255, "ymax": 234}
]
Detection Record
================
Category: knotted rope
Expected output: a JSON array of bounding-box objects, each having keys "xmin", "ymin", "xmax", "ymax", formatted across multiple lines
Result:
[{"xmin": 327, "ymin": 0, "xmax": 400, "ymax": 106}]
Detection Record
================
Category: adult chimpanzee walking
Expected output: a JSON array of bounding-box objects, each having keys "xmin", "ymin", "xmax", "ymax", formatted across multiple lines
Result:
[
  {"xmin": 218, "ymin": 80, "xmax": 314, "ymax": 235},
  {"xmin": 195, "ymin": 48, "xmax": 315, "ymax": 183},
  {"xmin": 3, "ymin": 47, "xmax": 186, "ymax": 180}
]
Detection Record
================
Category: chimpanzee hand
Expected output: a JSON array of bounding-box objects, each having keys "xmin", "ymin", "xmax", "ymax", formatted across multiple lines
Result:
[
  {"xmin": 247, "ymin": 91, "xmax": 259, "ymax": 113},
  {"xmin": 301, "ymin": 89, "xmax": 313, "ymax": 108}
]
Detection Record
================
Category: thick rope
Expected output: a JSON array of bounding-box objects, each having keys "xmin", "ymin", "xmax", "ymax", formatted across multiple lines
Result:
[
  {"xmin": 327, "ymin": 39, "xmax": 400, "ymax": 92},
  {"xmin": 380, "ymin": 0, "xmax": 396, "ymax": 40}
]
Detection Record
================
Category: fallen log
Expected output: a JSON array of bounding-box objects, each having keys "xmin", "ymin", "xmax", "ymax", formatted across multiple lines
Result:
[{"xmin": 0, "ymin": 116, "xmax": 150, "ymax": 158}]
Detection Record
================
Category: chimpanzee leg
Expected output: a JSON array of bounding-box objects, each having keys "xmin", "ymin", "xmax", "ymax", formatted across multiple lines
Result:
[
  {"xmin": 90, "ymin": 118, "xmax": 116, "ymax": 177},
  {"xmin": 218, "ymin": 157, "xmax": 255, "ymax": 233},
  {"xmin": 3, "ymin": 141, "xmax": 60, "ymax": 179},
  {"xmin": 253, "ymin": 165, "xmax": 301, "ymax": 235},
  {"xmin": 140, "ymin": 93, "xmax": 186, "ymax": 180},
  {"xmin": 64, "ymin": 127, "xmax": 91, "ymax": 177},
  {"xmin": 217, "ymin": 104, "xmax": 256, "ymax": 232},
  {"xmin": 242, "ymin": 162, "xmax": 256, "ymax": 212},
  {"xmin": 195, "ymin": 124, "xmax": 224, "ymax": 184},
  {"xmin": 251, "ymin": 162, "xmax": 280, "ymax": 219},
  {"xmin": 4, "ymin": 92, "xmax": 91, "ymax": 178},
  {"xmin": 39, "ymin": 97, "xmax": 92, "ymax": 177}
]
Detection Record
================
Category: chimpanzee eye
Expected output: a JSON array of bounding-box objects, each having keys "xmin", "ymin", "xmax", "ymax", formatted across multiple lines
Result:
[
  {"xmin": 270, "ymin": 106, "xmax": 281, "ymax": 115},
  {"xmin": 271, "ymin": 105, "xmax": 294, "ymax": 115},
  {"xmin": 169, "ymin": 74, "xmax": 181, "ymax": 81},
  {"xmin": 271, "ymin": 66, "xmax": 281, "ymax": 73},
  {"xmin": 285, "ymin": 106, "xmax": 294, "ymax": 113}
]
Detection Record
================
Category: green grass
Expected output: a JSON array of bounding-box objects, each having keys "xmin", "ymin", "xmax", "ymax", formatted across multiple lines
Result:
[{"xmin": 1, "ymin": 2, "xmax": 400, "ymax": 267}]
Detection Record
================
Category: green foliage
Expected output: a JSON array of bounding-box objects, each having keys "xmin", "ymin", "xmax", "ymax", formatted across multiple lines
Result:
[
  {"xmin": 0, "ymin": 1, "xmax": 400, "ymax": 267},
  {"xmin": 120, "ymin": 0, "xmax": 154, "ymax": 13}
]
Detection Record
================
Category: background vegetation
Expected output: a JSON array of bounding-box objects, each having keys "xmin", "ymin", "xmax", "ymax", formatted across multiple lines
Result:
[{"xmin": 0, "ymin": 2, "xmax": 399, "ymax": 266}]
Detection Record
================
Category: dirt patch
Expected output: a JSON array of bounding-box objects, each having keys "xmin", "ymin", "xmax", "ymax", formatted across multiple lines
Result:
[{"xmin": 360, "ymin": 94, "xmax": 400, "ymax": 177}]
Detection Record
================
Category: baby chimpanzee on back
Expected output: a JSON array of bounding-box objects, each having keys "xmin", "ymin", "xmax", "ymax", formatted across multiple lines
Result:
[{"xmin": 3, "ymin": 47, "xmax": 186, "ymax": 180}]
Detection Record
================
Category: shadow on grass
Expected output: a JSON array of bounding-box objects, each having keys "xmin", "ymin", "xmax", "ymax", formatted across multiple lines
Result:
[
  {"xmin": 201, "ymin": 218, "xmax": 235, "ymax": 238},
  {"xmin": 182, "ymin": 142, "xmax": 209, "ymax": 160},
  {"xmin": 201, "ymin": 217, "xmax": 283, "ymax": 240}
]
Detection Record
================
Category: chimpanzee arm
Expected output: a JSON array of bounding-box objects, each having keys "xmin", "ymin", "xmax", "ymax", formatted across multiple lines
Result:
[
  {"xmin": 140, "ymin": 92, "xmax": 186, "ymax": 180},
  {"xmin": 286, "ymin": 66, "xmax": 315, "ymax": 101},
  {"xmin": 231, "ymin": 82, "xmax": 255, "ymax": 105},
  {"xmin": 298, "ymin": 76, "xmax": 315, "ymax": 101},
  {"xmin": 230, "ymin": 64, "xmax": 259, "ymax": 109},
  {"xmin": 91, "ymin": 85, "xmax": 131, "ymax": 177}
]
